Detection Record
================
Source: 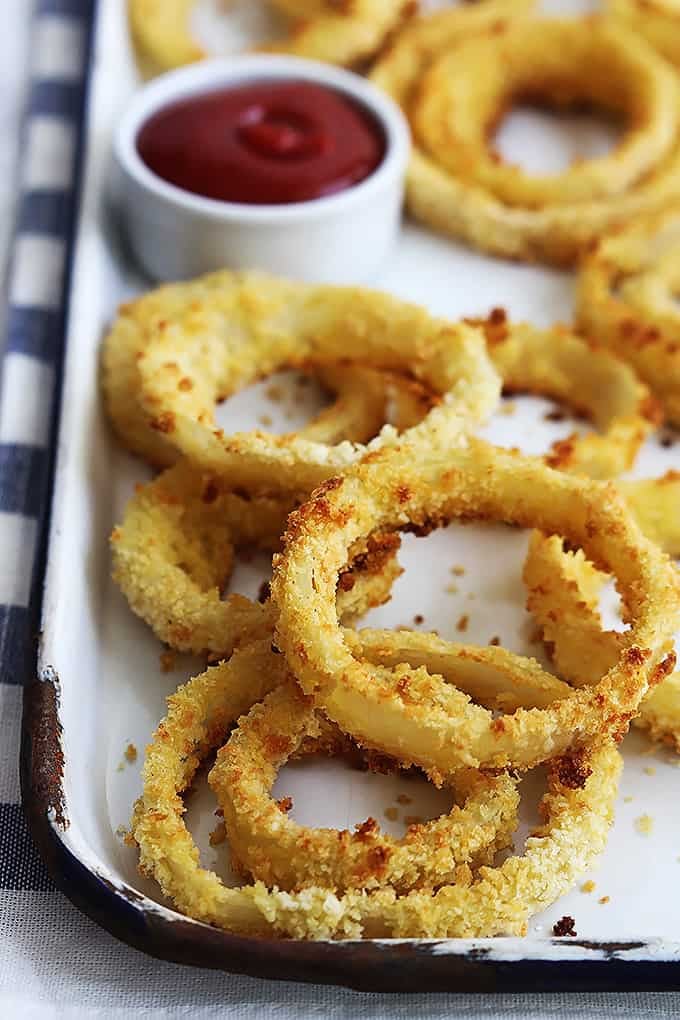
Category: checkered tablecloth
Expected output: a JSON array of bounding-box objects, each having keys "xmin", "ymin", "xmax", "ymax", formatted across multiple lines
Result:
[{"xmin": 0, "ymin": 1, "xmax": 679, "ymax": 1015}]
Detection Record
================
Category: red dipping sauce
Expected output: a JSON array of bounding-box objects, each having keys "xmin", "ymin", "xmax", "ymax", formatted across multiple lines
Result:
[{"xmin": 136, "ymin": 80, "xmax": 386, "ymax": 206}]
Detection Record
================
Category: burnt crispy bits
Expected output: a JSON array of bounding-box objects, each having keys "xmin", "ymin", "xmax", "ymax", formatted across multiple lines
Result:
[{"xmin": 552, "ymin": 915, "xmax": 577, "ymax": 937}]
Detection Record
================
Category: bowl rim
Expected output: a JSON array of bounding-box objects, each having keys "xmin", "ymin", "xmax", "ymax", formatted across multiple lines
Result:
[{"xmin": 114, "ymin": 54, "xmax": 410, "ymax": 224}]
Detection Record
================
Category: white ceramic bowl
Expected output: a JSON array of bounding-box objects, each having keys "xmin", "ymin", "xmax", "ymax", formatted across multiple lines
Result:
[{"xmin": 113, "ymin": 55, "xmax": 410, "ymax": 284}]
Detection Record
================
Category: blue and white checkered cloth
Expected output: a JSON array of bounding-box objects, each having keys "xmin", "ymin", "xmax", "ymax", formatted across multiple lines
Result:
[
  {"xmin": 0, "ymin": 0, "xmax": 93, "ymax": 911},
  {"xmin": 0, "ymin": 0, "xmax": 91, "ymax": 689},
  {"xmin": 1, "ymin": 0, "xmax": 680, "ymax": 1014}
]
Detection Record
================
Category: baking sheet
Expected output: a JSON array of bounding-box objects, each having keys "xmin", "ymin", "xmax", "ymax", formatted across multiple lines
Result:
[{"xmin": 35, "ymin": 0, "xmax": 680, "ymax": 979}]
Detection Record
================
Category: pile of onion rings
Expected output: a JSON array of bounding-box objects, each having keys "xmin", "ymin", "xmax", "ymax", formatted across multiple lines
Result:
[
  {"xmin": 371, "ymin": 13, "xmax": 680, "ymax": 265},
  {"xmin": 104, "ymin": 268, "xmax": 680, "ymax": 941},
  {"xmin": 128, "ymin": 0, "xmax": 415, "ymax": 77}
]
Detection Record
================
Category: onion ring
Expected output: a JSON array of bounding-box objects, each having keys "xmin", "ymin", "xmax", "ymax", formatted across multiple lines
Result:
[
  {"xmin": 102, "ymin": 273, "xmax": 432, "ymax": 469},
  {"xmin": 211, "ymin": 679, "xmax": 519, "ymax": 893},
  {"xmin": 469, "ymin": 311, "xmax": 660, "ymax": 479},
  {"xmin": 313, "ymin": 742, "xmax": 622, "ymax": 939},
  {"xmin": 576, "ymin": 204, "xmax": 680, "ymax": 425},
  {"xmin": 132, "ymin": 655, "xmax": 621, "ymax": 937},
  {"xmin": 371, "ymin": 15, "xmax": 680, "ymax": 265},
  {"xmin": 271, "ymin": 436, "xmax": 680, "ymax": 772},
  {"xmin": 607, "ymin": 0, "xmax": 680, "ymax": 67},
  {"xmin": 131, "ymin": 637, "xmax": 509, "ymax": 935},
  {"xmin": 128, "ymin": 0, "xmax": 415, "ymax": 76},
  {"xmin": 524, "ymin": 532, "xmax": 680, "ymax": 753},
  {"xmin": 127, "ymin": 271, "xmax": 499, "ymax": 493},
  {"xmin": 111, "ymin": 459, "xmax": 402, "ymax": 656}
]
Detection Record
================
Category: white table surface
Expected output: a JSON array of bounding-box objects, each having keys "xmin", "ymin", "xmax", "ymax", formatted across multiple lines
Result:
[{"xmin": 1, "ymin": 2, "xmax": 679, "ymax": 1016}]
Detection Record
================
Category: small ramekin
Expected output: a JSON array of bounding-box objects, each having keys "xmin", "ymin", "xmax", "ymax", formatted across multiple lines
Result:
[{"xmin": 113, "ymin": 55, "xmax": 410, "ymax": 284}]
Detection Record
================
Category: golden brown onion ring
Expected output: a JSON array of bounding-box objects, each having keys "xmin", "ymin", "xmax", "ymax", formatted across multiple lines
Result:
[
  {"xmin": 111, "ymin": 459, "xmax": 402, "ymax": 656},
  {"xmin": 524, "ymin": 532, "xmax": 680, "ymax": 753},
  {"xmin": 412, "ymin": 20, "xmax": 676, "ymax": 208},
  {"xmin": 128, "ymin": 271, "xmax": 499, "ymax": 494},
  {"xmin": 128, "ymin": 0, "xmax": 414, "ymax": 76},
  {"xmin": 372, "ymin": 15, "xmax": 680, "ymax": 265},
  {"xmin": 132, "ymin": 637, "xmax": 513, "ymax": 935},
  {"xmin": 211, "ymin": 679, "xmax": 519, "ymax": 893},
  {"xmin": 576, "ymin": 204, "xmax": 680, "ymax": 425},
  {"xmin": 133, "ymin": 660, "xmax": 620, "ymax": 938},
  {"xmin": 103, "ymin": 273, "xmax": 421, "ymax": 470},
  {"xmin": 470, "ymin": 312, "xmax": 660, "ymax": 479},
  {"xmin": 607, "ymin": 1, "xmax": 680, "ymax": 67},
  {"xmin": 320, "ymin": 742, "xmax": 622, "ymax": 939},
  {"xmin": 272, "ymin": 436, "xmax": 680, "ymax": 772}
]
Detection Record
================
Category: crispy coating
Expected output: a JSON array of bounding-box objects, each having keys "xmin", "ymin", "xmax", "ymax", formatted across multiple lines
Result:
[
  {"xmin": 524, "ymin": 532, "xmax": 680, "ymax": 753},
  {"xmin": 128, "ymin": 0, "xmax": 415, "ymax": 77},
  {"xmin": 576, "ymin": 204, "xmax": 680, "ymax": 425},
  {"xmin": 271, "ymin": 436, "xmax": 680, "ymax": 772},
  {"xmin": 103, "ymin": 270, "xmax": 500, "ymax": 494},
  {"xmin": 372, "ymin": 15, "xmax": 680, "ymax": 265},
  {"xmin": 111, "ymin": 460, "xmax": 402, "ymax": 656},
  {"xmin": 212, "ymin": 679, "xmax": 519, "ymax": 893}
]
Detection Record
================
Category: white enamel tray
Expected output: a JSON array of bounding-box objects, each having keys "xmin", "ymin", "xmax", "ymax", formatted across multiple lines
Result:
[{"xmin": 23, "ymin": 0, "xmax": 680, "ymax": 992}]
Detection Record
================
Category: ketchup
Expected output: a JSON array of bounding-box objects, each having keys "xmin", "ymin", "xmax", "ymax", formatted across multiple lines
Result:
[{"xmin": 136, "ymin": 80, "xmax": 386, "ymax": 206}]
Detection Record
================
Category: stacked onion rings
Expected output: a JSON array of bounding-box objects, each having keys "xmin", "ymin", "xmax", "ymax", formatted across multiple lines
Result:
[
  {"xmin": 371, "ymin": 14, "xmax": 680, "ymax": 265},
  {"xmin": 104, "ymin": 266, "xmax": 680, "ymax": 941},
  {"xmin": 132, "ymin": 637, "xmax": 622, "ymax": 938}
]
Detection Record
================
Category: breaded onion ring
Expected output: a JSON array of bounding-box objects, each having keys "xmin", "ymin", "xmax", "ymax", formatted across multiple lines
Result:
[
  {"xmin": 211, "ymin": 679, "xmax": 519, "ymax": 893},
  {"xmin": 371, "ymin": 15, "xmax": 680, "ymax": 265},
  {"xmin": 607, "ymin": 0, "xmax": 680, "ymax": 67},
  {"xmin": 133, "ymin": 657, "xmax": 621, "ymax": 938},
  {"xmin": 470, "ymin": 312, "xmax": 660, "ymax": 479},
  {"xmin": 316, "ymin": 742, "xmax": 622, "ymax": 939},
  {"xmin": 272, "ymin": 437, "xmax": 680, "ymax": 772},
  {"xmin": 102, "ymin": 273, "xmax": 425, "ymax": 469},
  {"xmin": 576, "ymin": 204, "xmax": 680, "ymax": 425},
  {"xmin": 132, "ymin": 638, "xmax": 512, "ymax": 937},
  {"xmin": 111, "ymin": 459, "xmax": 402, "ymax": 656},
  {"xmin": 123, "ymin": 271, "xmax": 499, "ymax": 493},
  {"xmin": 128, "ymin": 0, "xmax": 414, "ymax": 76},
  {"xmin": 524, "ymin": 532, "xmax": 680, "ymax": 753}
]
